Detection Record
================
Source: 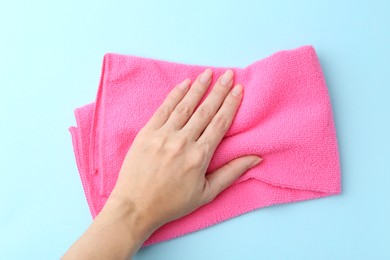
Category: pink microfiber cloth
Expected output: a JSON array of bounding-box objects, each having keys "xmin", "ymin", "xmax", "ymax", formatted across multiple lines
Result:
[{"xmin": 69, "ymin": 45, "xmax": 341, "ymax": 246}]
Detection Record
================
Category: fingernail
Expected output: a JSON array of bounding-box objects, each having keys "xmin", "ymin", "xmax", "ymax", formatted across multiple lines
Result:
[
  {"xmin": 249, "ymin": 157, "xmax": 263, "ymax": 167},
  {"xmin": 232, "ymin": 84, "xmax": 243, "ymax": 96},
  {"xmin": 220, "ymin": 70, "xmax": 234, "ymax": 86},
  {"xmin": 199, "ymin": 68, "xmax": 212, "ymax": 84},
  {"xmin": 178, "ymin": 79, "xmax": 191, "ymax": 90}
]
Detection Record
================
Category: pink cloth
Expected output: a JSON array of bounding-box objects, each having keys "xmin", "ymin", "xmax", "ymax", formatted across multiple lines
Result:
[{"xmin": 69, "ymin": 45, "xmax": 341, "ymax": 246}]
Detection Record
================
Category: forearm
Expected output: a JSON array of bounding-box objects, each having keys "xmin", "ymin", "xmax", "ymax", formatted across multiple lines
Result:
[{"xmin": 62, "ymin": 193, "xmax": 158, "ymax": 260}]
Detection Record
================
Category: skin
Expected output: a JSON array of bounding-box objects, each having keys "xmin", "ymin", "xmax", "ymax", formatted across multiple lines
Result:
[{"xmin": 62, "ymin": 68, "xmax": 263, "ymax": 260}]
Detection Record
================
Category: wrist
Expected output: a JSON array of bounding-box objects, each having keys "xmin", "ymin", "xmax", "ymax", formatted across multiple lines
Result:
[
  {"xmin": 63, "ymin": 190, "xmax": 158, "ymax": 259},
  {"xmin": 104, "ymin": 189, "xmax": 161, "ymax": 243}
]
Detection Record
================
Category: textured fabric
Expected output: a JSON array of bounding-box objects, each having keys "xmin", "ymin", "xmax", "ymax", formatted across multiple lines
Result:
[{"xmin": 69, "ymin": 45, "xmax": 341, "ymax": 246}]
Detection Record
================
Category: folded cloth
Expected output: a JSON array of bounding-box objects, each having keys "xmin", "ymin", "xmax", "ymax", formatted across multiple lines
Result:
[{"xmin": 69, "ymin": 45, "xmax": 341, "ymax": 246}]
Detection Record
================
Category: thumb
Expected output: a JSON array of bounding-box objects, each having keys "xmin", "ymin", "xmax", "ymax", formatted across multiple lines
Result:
[{"xmin": 203, "ymin": 155, "xmax": 263, "ymax": 204}]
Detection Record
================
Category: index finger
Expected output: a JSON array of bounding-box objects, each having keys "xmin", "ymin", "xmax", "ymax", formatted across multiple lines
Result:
[{"xmin": 197, "ymin": 84, "xmax": 243, "ymax": 151}]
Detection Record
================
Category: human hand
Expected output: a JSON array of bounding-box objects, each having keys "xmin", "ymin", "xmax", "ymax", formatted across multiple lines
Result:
[
  {"xmin": 63, "ymin": 68, "xmax": 263, "ymax": 260},
  {"xmin": 111, "ymin": 68, "xmax": 263, "ymax": 230}
]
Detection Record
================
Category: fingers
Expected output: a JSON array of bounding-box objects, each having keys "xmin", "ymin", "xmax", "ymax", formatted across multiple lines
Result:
[
  {"xmin": 197, "ymin": 83, "xmax": 243, "ymax": 151},
  {"xmin": 182, "ymin": 70, "xmax": 234, "ymax": 140},
  {"xmin": 202, "ymin": 156, "xmax": 263, "ymax": 204},
  {"xmin": 164, "ymin": 68, "xmax": 213, "ymax": 130},
  {"xmin": 145, "ymin": 79, "xmax": 191, "ymax": 130}
]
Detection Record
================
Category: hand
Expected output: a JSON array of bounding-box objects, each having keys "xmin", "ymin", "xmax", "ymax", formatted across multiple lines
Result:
[
  {"xmin": 63, "ymin": 68, "xmax": 263, "ymax": 260},
  {"xmin": 112, "ymin": 68, "xmax": 262, "ymax": 229}
]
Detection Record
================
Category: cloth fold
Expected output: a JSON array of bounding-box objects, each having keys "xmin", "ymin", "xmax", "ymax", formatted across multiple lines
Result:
[{"xmin": 69, "ymin": 45, "xmax": 341, "ymax": 246}]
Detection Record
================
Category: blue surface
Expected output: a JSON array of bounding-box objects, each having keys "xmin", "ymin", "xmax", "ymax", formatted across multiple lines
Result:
[{"xmin": 1, "ymin": 0, "xmax": 389, "ymax": 259}]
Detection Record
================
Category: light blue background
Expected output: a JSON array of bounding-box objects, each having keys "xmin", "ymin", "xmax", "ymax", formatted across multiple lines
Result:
[{"xmin": 1, "ymin": 0, "xmax": 389, "ymax": 259}]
